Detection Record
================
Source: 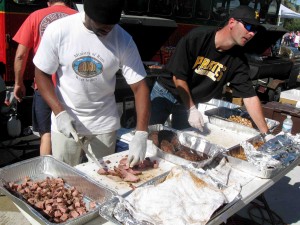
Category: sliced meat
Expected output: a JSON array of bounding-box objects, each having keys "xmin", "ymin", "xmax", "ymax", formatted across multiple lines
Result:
[
  {"xmin": 114, "ymin": 166, "xmax": 140, "ymax": 183},
  {"xmin": 97, "ymin": 168, "xmax": 109, "ymax": 175}
]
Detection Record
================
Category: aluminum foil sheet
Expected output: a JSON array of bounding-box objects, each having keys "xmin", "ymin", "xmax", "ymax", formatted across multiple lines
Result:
[
  {"xmin": 204, "ymin": 107, "xmax": 280, "ymax": 133},
  {"xmin": 226, "ymin": 134, "xmax": 300, "ymax": 178},
  {"xmin": 242, "ymin": 134, "xmax": 300, "ymax": 169},
  {"xmin": 99, "ymin": 165, "xmax": 241, "ymax": 225},
  {"xmin": 183, "ymin": 122, "xmax": 259, "ymax": 150},
  {"xmin": 0, "ymin": 156, "xmax": 117, "ymax": 225},
  {"xmin": 148, "ymin": 124, "xmax": 226, "ymax": 168}
]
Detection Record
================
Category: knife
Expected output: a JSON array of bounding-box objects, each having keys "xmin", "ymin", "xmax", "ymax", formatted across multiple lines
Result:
[{"xmin": 77, "ymin": 137, "xmax": 103, "ymax": 169}]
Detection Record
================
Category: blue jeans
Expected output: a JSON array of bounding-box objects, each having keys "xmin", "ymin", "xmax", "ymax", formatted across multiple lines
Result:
[{"xmin": 150, "ymin": 81, "xmax": 190, "ymax": 130}]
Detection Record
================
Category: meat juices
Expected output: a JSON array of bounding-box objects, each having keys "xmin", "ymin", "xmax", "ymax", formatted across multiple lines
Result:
[{"xmin": 149, "ymin": 130, "xmax": 209, "ymax": 162}]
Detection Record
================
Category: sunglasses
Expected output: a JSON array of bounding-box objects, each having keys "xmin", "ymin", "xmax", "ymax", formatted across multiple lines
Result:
[{"xmin": 237, "ymin": 19, "xmax": 257, "ymax": 34}]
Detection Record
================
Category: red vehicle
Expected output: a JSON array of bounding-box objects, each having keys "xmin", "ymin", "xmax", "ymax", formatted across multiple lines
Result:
[
  {"xmin": 1, "ymin": 0, "xmax": 281, "ymax": 84},
  {"xmin": 0, "ymin": 0, "xmax": 49, "ymax": 88},
  {"xmin": 0, "ymin": 0, "xmax": 293, "ymax": 132}
]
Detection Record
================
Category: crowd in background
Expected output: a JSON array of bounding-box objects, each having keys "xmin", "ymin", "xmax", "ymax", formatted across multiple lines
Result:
[{"xmin": 282, "ymin": 31, "xmax": 300, "ymax": 49}]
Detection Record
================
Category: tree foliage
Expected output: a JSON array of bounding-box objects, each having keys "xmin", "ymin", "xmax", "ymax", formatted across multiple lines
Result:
[{"xmin": 282, "ymin": 1, "xmax": 300, "ymax": 31}]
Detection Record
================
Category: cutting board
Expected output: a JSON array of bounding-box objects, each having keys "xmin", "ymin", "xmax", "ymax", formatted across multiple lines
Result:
[{"xmin": 75, "ymin": 150, "xmax": 176, "ymax": 196}]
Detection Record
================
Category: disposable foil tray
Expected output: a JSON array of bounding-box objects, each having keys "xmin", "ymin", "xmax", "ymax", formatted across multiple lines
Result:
[
  {"xmin": 99, "ymin": 166, "xmax": 240, "ymax": 225},
  {"xmin": 0, "ymin": 156, "xmax": 117, "ymax": 225},
  {"xmin": 204, "ymin": 107, "xmax": 280, "ymax": 132},
  {"xmin": 148, "ymin": 124, "xmax": 226, "ymax": 168},
  {"xmin": 226, "ymin": 135, "xmax": 300, "ymax": 178},
  {"xmin": 225, "ymin": 152, "xmax": 281, "ymax": 179}
]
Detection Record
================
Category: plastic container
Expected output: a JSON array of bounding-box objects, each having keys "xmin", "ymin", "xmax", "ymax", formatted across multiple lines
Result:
[
  {"xmin": 261, "ymin": 102, "xmax": 300, "ymax": 135},
  {"xmin": 282, "ymin": 115, "xmax": 293, "ymax": 134}
]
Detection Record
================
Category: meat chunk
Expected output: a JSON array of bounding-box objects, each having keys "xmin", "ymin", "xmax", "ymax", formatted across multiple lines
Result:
[
  {"xmin": 98, "ymin": 156, "xmax": 159, "ymax": 183},
  {"xmin": 5, "ymin": 177, "xmax": 91, "ymax": 223},
  {"xmin": 114, "ymin": 166, "xmax": 140, "ymax": 183},
  {"xmin": 148, "ymin": 131, "xmax": 159, "ymax": 146},
  {"xmin": 149, "ymin": 130, "xmax": 209, "ymax": 162}
]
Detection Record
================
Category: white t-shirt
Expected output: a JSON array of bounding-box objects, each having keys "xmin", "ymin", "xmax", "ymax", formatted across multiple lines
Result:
[
  {"xmin": 294, "ymin": 35, "xmax": 300, "ymax": 44},
  {"xmin": 33, "ymin": 12, "xmax": 147, "ymax": 135}
]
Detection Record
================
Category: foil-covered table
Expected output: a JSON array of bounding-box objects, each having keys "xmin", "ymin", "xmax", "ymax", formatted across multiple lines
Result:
[{"xmin": 99, "ymin": 165, "xmax": 241, "ymax": 225}]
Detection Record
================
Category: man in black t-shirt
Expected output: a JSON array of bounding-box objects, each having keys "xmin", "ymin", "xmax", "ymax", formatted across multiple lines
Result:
[{"xmin": 150, "ymin": 5, "xmax": 273, "ymax": 140}]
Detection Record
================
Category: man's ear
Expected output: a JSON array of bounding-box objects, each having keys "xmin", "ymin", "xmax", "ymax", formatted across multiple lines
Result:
[{"xmin": 228, "ymin": 17, "xmax": 236, "ymax": 29}]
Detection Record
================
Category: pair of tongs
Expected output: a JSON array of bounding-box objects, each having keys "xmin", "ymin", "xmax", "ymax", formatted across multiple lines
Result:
[{"xmin": 77, "ymin": 137, "xmax": 102, "ymax": 169}]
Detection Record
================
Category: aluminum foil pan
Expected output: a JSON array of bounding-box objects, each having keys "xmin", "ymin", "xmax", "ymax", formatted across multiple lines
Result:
[
  {"xmin": 0, "ymin": 156, "xmax": 117, "ymax": 225},
  {"xmin": 243, "ymin": 134, "xmax": 300, "ymax": 168},
  {"xmin": 198, "ymin": 98, "xmax": 240, "ymax": 111},
  {"xmin": 226, "ymin": 134, "xmax": 300, "ymax": 178},
  {"xmin": 148, "ymin": 124, "xmax": 226, "ymax": 168},
  {"xmin": 99, "ymin": 166, "xmax": 240, "ymax": 225},
  {"xmin": 204, "ymin": 107, "xmax": 280, "ymax": 132}
]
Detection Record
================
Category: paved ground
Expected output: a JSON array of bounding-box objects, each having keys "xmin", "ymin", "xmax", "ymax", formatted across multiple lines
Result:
[{"xmin": 237, "ymin": 165, "xmax": 300, "ymax": 225}]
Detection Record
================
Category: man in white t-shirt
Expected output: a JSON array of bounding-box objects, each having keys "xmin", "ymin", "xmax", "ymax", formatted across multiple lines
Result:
[{"xmin": 33, "ymin": 0, "xmax": 150, "ymax": 167}]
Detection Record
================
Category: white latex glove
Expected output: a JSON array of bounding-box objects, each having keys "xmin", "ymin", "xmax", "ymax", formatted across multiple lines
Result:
[
  {"xmin": 127, "ymin": 131, "xmax": 148, "ymax": 167},
  {"xmin": 264, "ymin": 134, "xmax": 275, "ymax": 142},
  {"xmin": 187, "ymin": 105, "xmax": 204, "ymax": 132},
  {"xmin": 55, "ymin": 110, "xmax": 79, "ymax": 142}
]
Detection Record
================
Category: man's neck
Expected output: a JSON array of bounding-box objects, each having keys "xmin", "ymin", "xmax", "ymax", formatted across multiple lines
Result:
[
  {"xmin": 215, "ymin": 27, "xmax": 235, "ymax": 52},
  {"xmin": 49, "ymin": 2, "xmax": 66, "ymax": 7}
]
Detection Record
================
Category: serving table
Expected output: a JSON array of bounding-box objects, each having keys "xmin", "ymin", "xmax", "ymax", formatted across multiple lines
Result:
[
  {"xmin": 4, "ymin": 125, "xmax": 300, "ymax": 225},
  {"xmin": 14, "ymin": 154, "xmax": 300, "ymax": 225}
]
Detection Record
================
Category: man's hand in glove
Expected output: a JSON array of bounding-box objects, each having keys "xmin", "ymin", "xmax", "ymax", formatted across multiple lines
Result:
[
  {"xmin": 127, "ymin": 131, "xmax": 148, "ymax": 168},
  {"xmin": 187, "ymin": 105, "xmax": 204, "ymax": 132},
  {"xmin": 56, "ymin": 110, "xmax": 79, "ymax": 142}
]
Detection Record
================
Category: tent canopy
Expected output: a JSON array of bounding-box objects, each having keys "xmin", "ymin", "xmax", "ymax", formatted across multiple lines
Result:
[{"xmin": 279, "ymin": 4, "xmax": 300, "ymax": 19}]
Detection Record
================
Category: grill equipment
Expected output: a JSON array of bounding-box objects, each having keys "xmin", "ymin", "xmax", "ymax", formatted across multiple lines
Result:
[{"xmin": 243, "ymin": 24, "xmax": 300, "ymax": 102}]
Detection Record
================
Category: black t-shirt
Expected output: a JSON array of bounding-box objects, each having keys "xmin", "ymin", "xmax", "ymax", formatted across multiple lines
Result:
[{"xmin": 159, "ymin": 28, "xmax": 256, "ymax": 103}]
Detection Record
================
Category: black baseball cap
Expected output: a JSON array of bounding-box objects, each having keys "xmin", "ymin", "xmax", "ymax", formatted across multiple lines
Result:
[
  {"xmin": 84, "ymin": 0, "xmax": 125, "ymax": 24},
  {"xmin": 230, "ymin": 5, "xmax": 261, "ymax": 26}
]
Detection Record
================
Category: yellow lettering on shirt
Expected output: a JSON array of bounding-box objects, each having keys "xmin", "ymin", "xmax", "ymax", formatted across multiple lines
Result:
[
  {"xmin": 193, "ymin": 56, "xmax": 227, "ymax": 82},
  {"xmin": 192, "ymin": 56, "xmax": 205, "ymax": 69}
]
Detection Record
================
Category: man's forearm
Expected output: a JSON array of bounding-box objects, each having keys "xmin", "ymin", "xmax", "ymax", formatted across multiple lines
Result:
[
  {"xmin": 173, "ymin": 75, "xmax": 195, "ymax": 109},
  {"xmin": 14, "ymin": 44, "xmax": 29, "ymax": 85},
  {"xmin": 131, "ymin": 79, "xmax": 150, "ymax": 131},
  {"xmin": 243, "ymin": 96, "xmax": 269, "ymax": 133}
]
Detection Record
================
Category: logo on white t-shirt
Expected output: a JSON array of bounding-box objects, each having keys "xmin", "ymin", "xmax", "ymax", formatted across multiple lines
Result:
[{"xmin": 72, "ymin": 56, "xmax": 103, "ymax": 78}]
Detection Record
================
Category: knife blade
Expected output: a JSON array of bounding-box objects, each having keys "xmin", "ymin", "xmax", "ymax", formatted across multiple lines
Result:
[{"xmin": 77, "ymin": 137, "xmax": 103, "ymax": 169}]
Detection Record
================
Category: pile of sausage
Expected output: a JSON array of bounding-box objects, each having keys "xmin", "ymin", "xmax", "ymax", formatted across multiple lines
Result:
[{"xmin": 6, "ymin": 176, "xmax": 96, "ymax": 223}]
